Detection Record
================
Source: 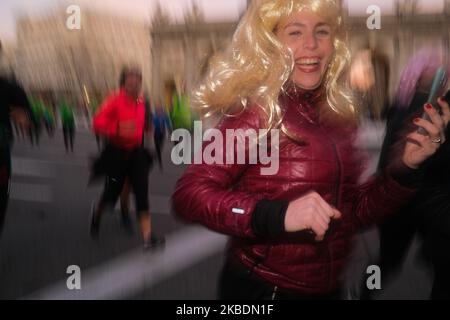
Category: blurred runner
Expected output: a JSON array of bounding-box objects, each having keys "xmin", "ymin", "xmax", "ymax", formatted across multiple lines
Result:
[
  {"xmin": 42, "ymin": 104, "xmax": 55, "ymax": 138},
  {"xmin": 119, "ymin": 95, "xmax": 153, "ymax": 230},
  {"xmin": 29, "ymin": 96, "xmax": 44, "ymax": 146},
  {"xmin": 170, "ymin": 91, "xmax": 192, "ymax": 131},
  {"xmin": 90, "ymin": 66, "xmax": 163, "ymax": 250},
  {"xmin": 153, "ymin": 103, "xmax": 172, "ymax": 170},
  {"xmin": 60, "ymin": 99, "xmax": 76, "ymax": 153},
  {"xmin": 0, "ymin": 74, "xmax": 31, "ymax": 237}
]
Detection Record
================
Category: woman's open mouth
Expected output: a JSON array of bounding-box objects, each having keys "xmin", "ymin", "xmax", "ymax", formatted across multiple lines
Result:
[{"xmin": 295, "ymin": 57, "xmax": 321, "ymax": 73}]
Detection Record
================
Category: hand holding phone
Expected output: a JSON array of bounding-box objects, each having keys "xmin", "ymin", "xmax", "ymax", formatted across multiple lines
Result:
[{"xmin": 418, "ymin": 67, "xmax": 447, "ymax": 135}]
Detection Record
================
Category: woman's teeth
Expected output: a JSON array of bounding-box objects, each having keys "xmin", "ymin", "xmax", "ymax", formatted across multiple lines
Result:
[{"xmin": 297, "ymin": 58, "xmax": 320, "ymax": 66}]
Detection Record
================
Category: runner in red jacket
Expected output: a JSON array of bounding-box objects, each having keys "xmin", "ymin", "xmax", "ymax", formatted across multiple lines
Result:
[
  {"xmin": 91, "ymin": 66, "xmax": 164, "ymax": 250},
  {"xmin": 93, "ymin": 89, "xmax": 146, "ymax": 150}
]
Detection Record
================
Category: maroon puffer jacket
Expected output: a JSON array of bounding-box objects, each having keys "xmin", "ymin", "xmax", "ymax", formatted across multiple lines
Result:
[{"xmin": 172, "ymin": 88, "xmax": 417, "ymax": 295}]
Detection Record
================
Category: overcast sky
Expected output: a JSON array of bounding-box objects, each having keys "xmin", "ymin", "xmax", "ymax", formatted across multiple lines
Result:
[{"xmin": 0, "ymin": 0, "xmax": 445, "ymax": 43}]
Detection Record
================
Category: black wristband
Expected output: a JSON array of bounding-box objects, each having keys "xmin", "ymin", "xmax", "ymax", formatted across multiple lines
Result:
[
  {"xmin": 251, "ymin": 199, "xmax": 289, "ymax": 239},
  {"xmin": 388, "ymin": 160, "xmax": 425, "ymax": 189}
]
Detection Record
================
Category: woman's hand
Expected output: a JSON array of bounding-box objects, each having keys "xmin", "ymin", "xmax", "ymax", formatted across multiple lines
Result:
[
  {"xmin": 284, "ymin": 192, "xmax": 342, "ymax": 241},
  {"xmin": 403, "ymin": 98, "xmax": 450, "ymax": 169}
]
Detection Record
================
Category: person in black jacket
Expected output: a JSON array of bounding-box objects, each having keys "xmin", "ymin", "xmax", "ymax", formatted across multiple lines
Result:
[
  {"xmin": 418, "ymin": 89, "xmax": 450, "ymax": 299},
  {"xmin": 373, "ymin": 49, "xmax": 450, "ymax": 299},
  {"xmin": 0, "ymin": 74, "xmax": 32, "ymax": 237}
]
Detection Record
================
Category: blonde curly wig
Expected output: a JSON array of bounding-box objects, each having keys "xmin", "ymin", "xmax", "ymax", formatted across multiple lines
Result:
[{"xmin": 193, "ymin": 0, "xmax": 355, "ymax": 131}]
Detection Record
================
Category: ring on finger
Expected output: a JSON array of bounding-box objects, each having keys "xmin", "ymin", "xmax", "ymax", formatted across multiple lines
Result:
[{"xmin": 431, "ymin": 137, "xmax": 442, "ymax": 144}]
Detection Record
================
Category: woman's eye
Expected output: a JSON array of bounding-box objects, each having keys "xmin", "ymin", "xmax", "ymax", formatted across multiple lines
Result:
[
  {"xmin": 288, "ymin": 30, "xmax": 302, "ymax": 36},
  {"xmin": 316, "ymin": 29, "xmax": 330, "ymax": 37}
]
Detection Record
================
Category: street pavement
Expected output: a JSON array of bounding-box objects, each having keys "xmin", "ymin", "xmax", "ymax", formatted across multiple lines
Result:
[{"xmin": 0, "ymin": 127, "xmax": 226, "ymax": 299}]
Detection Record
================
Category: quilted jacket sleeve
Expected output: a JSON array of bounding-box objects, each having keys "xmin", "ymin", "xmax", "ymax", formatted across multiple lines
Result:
[
  {"xmin": 353, "ymin": 157, "xmax": 421, "ymax": 228},
  {"xmin": 172, "ymin": 108, "xmax": 266, "ymax": 238}
]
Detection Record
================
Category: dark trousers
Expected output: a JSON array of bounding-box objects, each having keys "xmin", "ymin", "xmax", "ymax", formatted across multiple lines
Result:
[
  {"xmin": 219, "ymin": 257, "xmax": 341, "ymax": 300},
  {"xmin": 0, "ymin": 146, "xmax": 11, "ymax": 237},
  {"xmin": 100, "ymin": 146, "xmax": 151, "ymax": 213},
  {"xmin": 29, "ymin": 125, "xmax": 40, "ymax": 146},
  {"xmin": 63, "ymin": 126, "xmax": 75, "ymax": 152},
  {"xmin": 95, "ymin": 134, "xmax": 102, "ymax": 150},
  {"xmin": 154, "ymin": 132, "xmax": 165, "ymax": 168},
  {"xmin": 44, "ymin": 121, "xmax": 54, "ymax": 137}
]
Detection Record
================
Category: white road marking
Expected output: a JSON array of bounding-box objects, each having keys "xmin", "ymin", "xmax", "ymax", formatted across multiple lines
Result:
[{"xmin": 24, "ymin": 226, "xmax": 228, "ymax": 300}]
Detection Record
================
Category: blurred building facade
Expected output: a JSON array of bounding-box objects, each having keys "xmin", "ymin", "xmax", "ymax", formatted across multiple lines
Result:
[
  {"xmin": 150, "ymin": 6, "xmax": 236, "ymax": 104},
  {"xmin": 14, "ymin": 9, "xmax": 152, "ymax": 104},
  {"xmin": 347, "ymin": 0, "xmax": 450, "ymax": 97},
  {"xmin": 151, "ymin": 0, "xmax": 450, "ymax": 107},
  {"xmin": 0, "ymin": 41, "xmax": 17, "ymax": 76},
  {"xmin": 5, "ymin": 0, "xmax": 450, "ymax": 108}
]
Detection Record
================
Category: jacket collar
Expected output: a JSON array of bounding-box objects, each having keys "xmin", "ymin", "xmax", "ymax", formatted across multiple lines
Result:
[
  {"xmin": 280, "ymin": 81, "xmax": 326, "ymax": 124},
  {"xmin": 283, "ymin": 81, "xmax": 325, "ymax": 105}
]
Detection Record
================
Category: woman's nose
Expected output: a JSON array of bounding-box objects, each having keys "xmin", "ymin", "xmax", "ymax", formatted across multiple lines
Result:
[{"xmin": 303, "ymin": 33, "xmax": 318, "ymax": 50}]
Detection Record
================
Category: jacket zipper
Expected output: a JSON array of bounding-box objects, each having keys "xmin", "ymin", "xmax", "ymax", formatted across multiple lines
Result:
[
  {"xmin": 330, "ymin": 140, "xmax": 341, "ymax": 208},
  {"xmin": 328, "ymin": 136, "xmax": 341, "ymax": 292},
  {"xmin": 318, "ymin": 124, "xmax": 341, "ymax": 293}
]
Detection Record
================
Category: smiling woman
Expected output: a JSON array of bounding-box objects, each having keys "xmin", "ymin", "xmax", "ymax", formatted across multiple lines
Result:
[
  {"xmin": 172, "ymin": 0, "xmax": 448, "ymax": 300},
  {"xmin": 275, "ymin": 10, "xmax": 334, "ymax": 90}
]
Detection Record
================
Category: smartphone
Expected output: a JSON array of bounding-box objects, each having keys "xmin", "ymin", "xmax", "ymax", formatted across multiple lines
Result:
[{"xmin": 418, "ymin": 67, "xmax": 447, "ymax": 135}]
